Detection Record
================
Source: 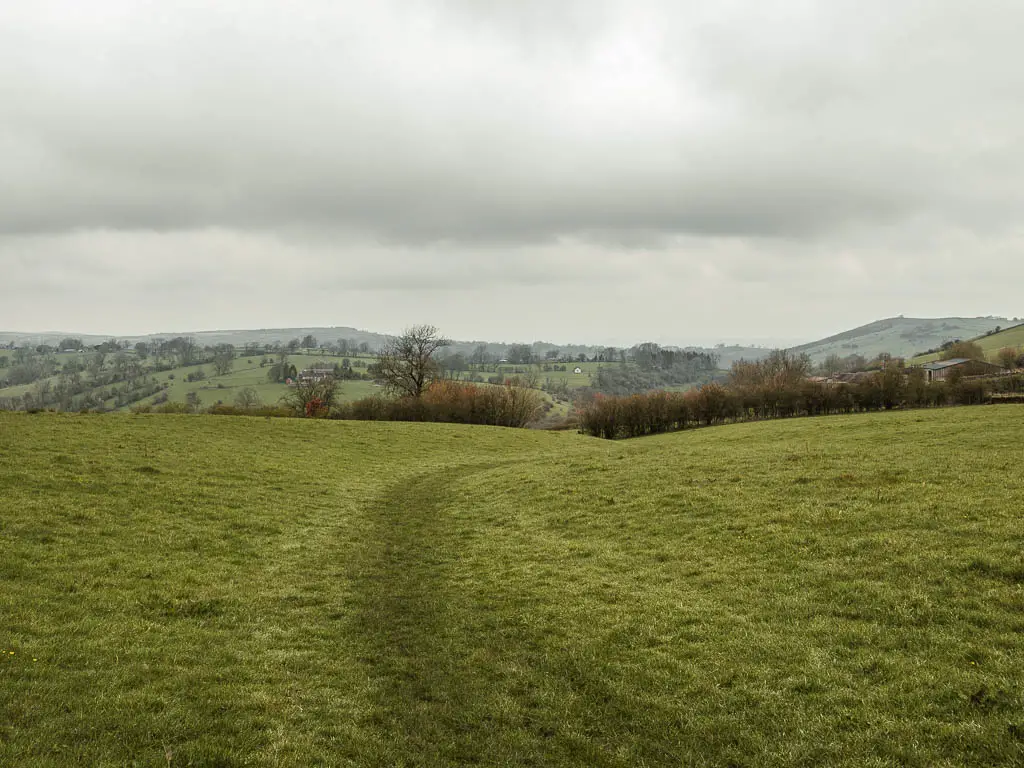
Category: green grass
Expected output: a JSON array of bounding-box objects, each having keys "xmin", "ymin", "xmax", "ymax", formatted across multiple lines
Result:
[
  {"xmin": 912, "ymin": 323, "xmax": 1024, "ymax": 364},
  {"xmin": 126, "ymin": 354, "xmax": 381, "ymax": 410},
  {"xmin": 470, "ymin": 360, "xmax": 615, "ymax": 389},
  {"xmin": 1, "ymin": 408, "xmax": 1023, "ymax": 766},
  {"xmin": 0, "ymin": 352, "xmax": 381, "ymax": 411}
]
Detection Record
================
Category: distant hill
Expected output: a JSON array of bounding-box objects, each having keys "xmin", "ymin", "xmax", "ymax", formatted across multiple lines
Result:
[
  {"xmin": 788, "ymin": 316, "xmax": 1011, "ymax": 364},
  {"xmin": 3, "ymin": 318, "xmax": 1014, "ymax": 366},
  {"xmin": 0, "ymin": 326, "xmax": 391, "ymax": 349},
  {"xmin": 910, "ymin": 322, "xmax": 1024, "ymax": 364},
  {"xmin": 0, "ymin": 326, "xmax": 767, "ymax": 365}
]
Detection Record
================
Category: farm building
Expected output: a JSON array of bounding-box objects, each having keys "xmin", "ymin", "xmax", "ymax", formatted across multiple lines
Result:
[
  {"xmin": 573, "ymin": 367, "xmax": 583, "ymax": 374},
  {"xmin": 919, "ymin": 358, "xmax": 1002, "ymax": 382},
  {"xmin": 297, "ymin": 365, "xmax": 336, "ymax": 383}
]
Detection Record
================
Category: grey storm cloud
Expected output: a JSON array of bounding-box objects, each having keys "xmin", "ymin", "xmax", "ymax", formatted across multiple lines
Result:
[{"xmin": 1, "ymin": 0, "xmax": 1022, "ymax": 342}]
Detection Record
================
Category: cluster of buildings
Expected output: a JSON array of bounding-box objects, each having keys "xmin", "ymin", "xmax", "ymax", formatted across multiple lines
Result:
[{"xmin": 809, "ymin": 358, "xmax": 1004, "ymax": 387}]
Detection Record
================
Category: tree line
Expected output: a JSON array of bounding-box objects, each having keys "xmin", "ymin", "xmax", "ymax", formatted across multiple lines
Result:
[
  {"xmin": 579, "ymin": 350, "xmax": 1023, "ymax": 439},
  {"xmin": 129, "ymin": 325, "xmax": 546, "ymax": 428}
]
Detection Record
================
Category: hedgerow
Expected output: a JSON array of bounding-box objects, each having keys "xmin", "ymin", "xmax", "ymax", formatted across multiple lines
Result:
[{"xmin": 577, "ymin": 371, "xmax": 1019, "ymax": 439}]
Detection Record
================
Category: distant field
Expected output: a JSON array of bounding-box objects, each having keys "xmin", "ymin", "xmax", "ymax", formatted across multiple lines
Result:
[
  {"xmin": 0, "ymin": 350, "xmax": 576, "ymax": 413},
  {"xmin": 912, "ymin": 323, "xmax": 1024, "ymax": 365},
  {"xmin": 2, "ymin": 407, "xmax": 1023, "ymax": 766},
  {"xmin": 129, "ymin": 353, "xmax": 380, "ymax": 410},
  {"xmin": 0, "ymin": 350, "xmax": 381, "ymax": 411},
  {"xmin": 0, "ymin": 353, "xmax": 85, "ymax": 399},
  {"xmin": 470, "ymin": 360, "xmax": 622, "ymax": 389}
]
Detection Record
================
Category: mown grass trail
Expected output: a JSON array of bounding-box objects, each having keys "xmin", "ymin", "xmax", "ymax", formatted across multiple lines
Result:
[{"xmin": 1, "ymin": 408, "xmax": 1022, "ymax": 766}]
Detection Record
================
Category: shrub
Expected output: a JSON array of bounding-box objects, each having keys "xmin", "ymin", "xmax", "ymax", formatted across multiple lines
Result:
[
  {"xmin": 205, "ymin": 404, "xmax": 292, "ymax": 418},
  {"xmin": 577, "ymin": 390, "xmax": 695, "ymax": 439},
  {"xmin": 334, "ymin": 381, "xmax": 544, "ymax": 428},
  {"xmin": 154, "ymin": 402, "xmax": 193, "ymax": 414},
  {"xmin": 997, "ymin": 347, "xmax": 1020, "ymax": 370}
]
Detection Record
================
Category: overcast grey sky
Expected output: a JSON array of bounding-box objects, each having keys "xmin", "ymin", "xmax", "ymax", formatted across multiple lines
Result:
[{"xmin": 1, "ymin": 0, "xmax": 1021, "ymax": 346}]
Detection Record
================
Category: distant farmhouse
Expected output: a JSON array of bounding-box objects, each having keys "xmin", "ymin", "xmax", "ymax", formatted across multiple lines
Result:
[
  {"xmin": 297, "ymin": 365, "xmax": 336, "ymax": 383},
  {"xmin": 919, "ymin": 358, "xmax": 1002, "ymax": 382}
]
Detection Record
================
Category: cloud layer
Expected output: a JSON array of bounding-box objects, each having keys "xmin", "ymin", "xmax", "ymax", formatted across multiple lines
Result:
[{"xmin": 2, "ymin": 1, "xmax": 1022, "ymax": 342}]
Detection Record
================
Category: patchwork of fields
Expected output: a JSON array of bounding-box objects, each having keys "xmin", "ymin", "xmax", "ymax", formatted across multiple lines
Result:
[
  {"xmin": 142, "ymin": 353, "xmax": 379, "ymax": 410},
  {"xmin": 1, "ymin": 408, "xmax": 1022, "ymax": 765},
  {"xmin": 0, "ymin": 352, "xmax": 617, "ymax": 414}
]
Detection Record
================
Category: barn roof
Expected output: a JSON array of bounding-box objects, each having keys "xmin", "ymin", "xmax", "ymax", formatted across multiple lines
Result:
[{"xmin": 921, "ymin": 358, "xmax": 970, "ymax": 370}]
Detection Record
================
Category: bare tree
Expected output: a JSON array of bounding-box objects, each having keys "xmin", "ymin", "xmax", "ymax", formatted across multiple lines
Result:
[
  {"xmin": 941, "ymin": 340, "xmax": 985, "ymax": 361},
  {"xmin": 471, "ymin": 344, "xmax": 490, "ymax": 365},
  {"xmin": 282, "ymin": 376, "xmax": 339, "ymax": 417},
  {"xmin": 506, "ymin": 343, "xmax": 534, "ymax": 365},
  {"xmin": 170, "ymin": 336, "xmax": 200, "ymax": 366},
  {"xmin": 997, "ymin": 346, "xmax": 1019, "ymax": 370},
  {"xmin": 212, "ymin": 344, "xmax": 235, "ymax": 376},
  {"xmin": 373, "ymin": 325, "xmax": 452, "ymax": 398},
  {"xmin": 233, "ymin": 387, "xmax": 261, "ymax": 410},
  {"xmin": 819, "ymin": 353, "xmax": 843, "ymax": 377}
]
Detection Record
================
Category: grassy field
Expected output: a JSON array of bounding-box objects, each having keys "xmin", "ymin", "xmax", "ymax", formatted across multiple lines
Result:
[
  {"xmin": 912, "ymin": 323, "xmax": 1024, "ymax": 364},
  {"xmin": 0, "ymin": 351, "xmax": 380, "ymax": 411},
  {"xmin": 1, "ymin": 408, "xmax": 1023, "ymax": 766},
  {"xmin": 124, "ymin": 354, "xmax": 380, "ymax": 411},
  {"xmin": 470, "ymin": 360, "xmax": 613, "ymax": 389}
]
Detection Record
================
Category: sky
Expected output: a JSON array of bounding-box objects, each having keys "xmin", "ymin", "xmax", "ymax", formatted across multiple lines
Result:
[{"xmin": 1, "ymin": 1, "xmax": 1022, "ymax": 347}]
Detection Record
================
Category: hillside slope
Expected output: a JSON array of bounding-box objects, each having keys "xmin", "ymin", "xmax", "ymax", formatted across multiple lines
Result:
[
  {"xmin": 912, "ymin": 322, "xmax": 1024, "ymax": 364},
  {"xmin": 790, "ymin": 316, "xmax": 1008, "ymax": 363},
  {"xmin": 2, "ymin": 410, "xmax": 1023, "ymax": 766}
]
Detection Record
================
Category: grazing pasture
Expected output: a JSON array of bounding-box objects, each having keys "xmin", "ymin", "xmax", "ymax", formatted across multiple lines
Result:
[
  {"xmin": 468, "ymin": 359, "xmax": 616, "ymax": 389},
  {"xmin": 912, "ymin": 322, "xmax": 1024, "ymax": 365},
  {"xmin": 1, "ymin": 407, "xmax": 1022, "ymax": 766},
  {"xmin": 146, "ymin": 358, "xmax": 380, "ymax": 411}
]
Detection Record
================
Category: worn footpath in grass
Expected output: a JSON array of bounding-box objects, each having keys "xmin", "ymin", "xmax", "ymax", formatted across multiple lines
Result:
[{"xmin": 0, "ymin": 407, "xmax": 1022, "ymax": 766}]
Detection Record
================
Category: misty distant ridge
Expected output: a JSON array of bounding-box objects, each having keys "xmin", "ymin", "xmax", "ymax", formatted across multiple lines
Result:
[{"xmin": 0, "ymin": 315, "xmax": 1012, "ymax": 364}]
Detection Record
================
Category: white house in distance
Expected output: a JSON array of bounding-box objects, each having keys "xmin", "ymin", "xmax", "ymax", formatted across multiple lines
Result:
[{"xmin": 574, "ymin": 366, "xmax": 583, "ymax": 374}]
